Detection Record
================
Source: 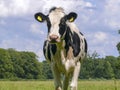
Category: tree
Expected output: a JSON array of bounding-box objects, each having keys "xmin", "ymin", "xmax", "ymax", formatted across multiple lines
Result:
[
  {"xmin": 1, "ymin": 48, "xmax": 120, "ymax": 80},
  {"xmin": 0, "ymin": 48, "xmax": 44, "ymax": 79},
  {"xmin": 42, "ymin": 61, "xmax": 53, "ymax": 79},
  {"xmin": 103, "ymin": 61, "xmax": 114, "ymax": 79},
  {"xmin": 20, "ymin": 51, "xmax": 41, "ymax": 79},
  {"xmin": 80, "ymin": 58, "xmax": 94, "ymax": 79},
  {"xmin": 87, "ymin": 51, "xmax": 100, "ymax": 60},
  {"xmin": 0, "ymin": 48, "xmax": 14, "ymax": 79},
  {"xmin": 114, "ymin": 57, "xmax": 120, "ymax": 79},
  {"xmin": 117, "ymin": 43, "xmax": 120, "ymax": 55},
  {"xmin": 116, "ymin": 30, "xmax": 120, "ymax": 55},
  {"xmin": 105, "ymin": 56, "xmax": 120, "ymax": 79},
  {"xmin": 94, "ymin": 59, "xmax": 104, "ymax": 78},
  {"xmin": 8, "ymin": 48, "xmax": 25, "ymax": 78},
  {"xmin": 119, "ymin": 30, "xmax": 120, "ymax": 34}
]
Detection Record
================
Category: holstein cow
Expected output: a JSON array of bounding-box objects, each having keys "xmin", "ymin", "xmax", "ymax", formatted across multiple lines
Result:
[{"xmin": 34, "ymin": 7, "xmax": 87, "ymax": 90}]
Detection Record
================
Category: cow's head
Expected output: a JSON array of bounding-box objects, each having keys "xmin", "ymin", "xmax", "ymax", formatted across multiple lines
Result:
[{"xmin": 34, "ymin": 7, "xmax": 77, "ymax": 43}]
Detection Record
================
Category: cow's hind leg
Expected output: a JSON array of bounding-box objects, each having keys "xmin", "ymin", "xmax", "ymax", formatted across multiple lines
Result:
[
  {"xmin": 70, "ymin": 62, "xmax": 80, "ymax": 90},
  {"xmin": 51, "ymin": 63, "xmax": 62, "ymax": 90}
]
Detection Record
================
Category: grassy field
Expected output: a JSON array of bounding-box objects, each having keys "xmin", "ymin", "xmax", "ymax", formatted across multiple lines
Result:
[{"xmin": 0, "ymin": 80, "xmax": 120, "ymax": 90}]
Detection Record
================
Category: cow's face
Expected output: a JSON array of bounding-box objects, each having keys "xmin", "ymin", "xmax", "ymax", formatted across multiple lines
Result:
[{"xmin": 34, "ymin": 7, "xmax": 77, "ymax": 43}]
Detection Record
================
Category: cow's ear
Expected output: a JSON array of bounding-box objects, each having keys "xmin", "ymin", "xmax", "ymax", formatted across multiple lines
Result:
[
  {"xmin": 34, "ymin": 13, "xmax": 46, "ymax": 22},
  {"xmin": 67, "ymin": 12, "xmax": 77, "ymax": 22}
]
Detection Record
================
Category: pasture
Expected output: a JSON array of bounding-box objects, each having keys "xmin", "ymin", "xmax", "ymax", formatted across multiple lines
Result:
[{"xmin": 0, "ymin": 80, "xmax": 120, "ymax": 90}]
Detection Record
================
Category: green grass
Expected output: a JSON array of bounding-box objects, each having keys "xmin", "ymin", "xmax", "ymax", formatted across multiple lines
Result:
[{"xmin": 0, "ymin": 80, "xmax": 120, "ymax": 90}]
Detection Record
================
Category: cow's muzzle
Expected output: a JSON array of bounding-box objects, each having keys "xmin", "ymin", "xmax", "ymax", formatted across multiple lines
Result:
[{"xmin": 49, "ymin": 35, "xmax": 59, "ymax": 43}]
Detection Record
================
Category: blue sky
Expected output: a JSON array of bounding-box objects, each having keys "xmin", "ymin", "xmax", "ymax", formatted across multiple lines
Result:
[{"xmin": 0, "ymin": 0, "xmax": 120, "ymax": 61}]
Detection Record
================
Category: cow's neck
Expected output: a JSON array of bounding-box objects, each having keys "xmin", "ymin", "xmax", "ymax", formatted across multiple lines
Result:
[{"xmin": 56, "ymin": 27, "xmax": 73, "ymax": 59}]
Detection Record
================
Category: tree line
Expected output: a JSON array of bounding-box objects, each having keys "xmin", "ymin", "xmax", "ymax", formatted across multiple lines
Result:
[
  {"xmin": 0, "ymin": 48, "xmax": 42, "ymax": 79},
  {"xmin": 0, "ymin": 48, "xmax": 120, "ymax": 80},
  {"xmin": 80, "ymin": 52, "xmax": 120, "ymax": 79}
]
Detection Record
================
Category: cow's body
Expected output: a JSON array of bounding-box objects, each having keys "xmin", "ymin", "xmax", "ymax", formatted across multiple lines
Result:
[{"xmin": 35, "ymin": 7, "xmax": 87, "ymax": 90}]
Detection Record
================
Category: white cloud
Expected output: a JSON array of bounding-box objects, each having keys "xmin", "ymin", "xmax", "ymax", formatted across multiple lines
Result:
[
  {"xmin": 30, "ymin": 23, "xmax": 45, "ymax": 35},
  {"xmin": 42, "ymin": 0, "xmax": 94, "ymax": 13},
  {"xmin": 0, "ymin": 0, "xmax": 29, "ymax": 17},
  {"xmin": 10, "ymin": 0, "xmax": 29, "ymax": 15},
  {"xmin": 105, "ymin": 0, "xmax": 120, "ymax": 13},
  {"xmin": 94, "ymin": 32, "xmax": 107, "ymax": 41},
  {"xmin": 0, "ymin": 0, "xmax": 93, "ymax": 17},
  {"xmin": 85, "ymin": 2, "xmax": 93, "ymax": 7},
  {"xmin": 0, "ymin": 0, "xmax": 8, "ymax": 17},
  {"xmin": 87, "ymin": 31, "xmax": 119, "ymax": 57},
  {"xmin": 86, "ymin": 32, "xmax": 108, "ymax": 46},
  {"xmin": 104, "ymin": 0, "xmax": 120, "ymax": 29}
]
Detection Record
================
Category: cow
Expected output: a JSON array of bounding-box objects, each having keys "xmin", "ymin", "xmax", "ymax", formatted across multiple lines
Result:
[{"xmin": 34, "ymin": 7, "xmax": 87, "ymax": 90}]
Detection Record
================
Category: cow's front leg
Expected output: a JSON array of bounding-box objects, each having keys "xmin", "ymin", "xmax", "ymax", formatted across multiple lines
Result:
[
  {"xmin": 70, "ymin": 61, "xmax": 80, "ymax": 90},
  {"xmin": 51, "ymin": 63, "xmax": 62, "ymax": 90},
  {"xmin": 63, "ymin": 74, "xmax": 70, "ymax": 90}
]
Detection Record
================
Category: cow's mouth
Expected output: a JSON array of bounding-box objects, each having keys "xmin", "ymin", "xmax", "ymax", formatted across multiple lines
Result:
[
  {"xmin": 50, "ymin": 40, "xmax": 57, "ymax": 44},
  {"xmin": 49, "ymin": 38, "xmax": 61, "ymax": 44}
]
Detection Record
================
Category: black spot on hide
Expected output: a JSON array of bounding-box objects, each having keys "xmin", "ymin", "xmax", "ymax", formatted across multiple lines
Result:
[
  {"xmin": 72, "ymin": 32, "xmax": 81, "ymax": 57},
  {"xmin": 84, "ymin": 38, "xmax": 87, "ymax": 53},
  {"xmin": 51, "ymin": 44, "xmax": 57, "ymax": 55}
]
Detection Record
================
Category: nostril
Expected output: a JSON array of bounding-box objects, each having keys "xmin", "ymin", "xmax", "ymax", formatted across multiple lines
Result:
[{"xmin": 49, "ymin": 35, "xmax": 58, "ymax": 40}]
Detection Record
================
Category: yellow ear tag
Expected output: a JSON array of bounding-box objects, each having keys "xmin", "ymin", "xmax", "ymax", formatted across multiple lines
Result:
[
  {"xmin": 37, "ymin": 16, "xmax": 42, "ymax": 22},
  {"xmin": 69, "ymin": 17, "xmax": 74, "ymax": 22}
]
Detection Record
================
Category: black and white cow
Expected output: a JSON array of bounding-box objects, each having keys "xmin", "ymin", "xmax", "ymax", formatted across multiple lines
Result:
[{"xmin": 34, "ymin": 7, "xmax": 87, "ymax": 90}]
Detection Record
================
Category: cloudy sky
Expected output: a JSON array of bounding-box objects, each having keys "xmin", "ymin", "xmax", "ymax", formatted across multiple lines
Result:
[{"xmin": 0, "ymin": 0, "xmax": 120, "ymax": 61}]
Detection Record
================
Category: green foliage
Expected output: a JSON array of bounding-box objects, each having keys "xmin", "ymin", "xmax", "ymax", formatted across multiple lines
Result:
[
  {"xmin": 42, "ymin": 61, "xmax": 53, "ymax": 79},
  {"xmin": 117, "ymin": 42, "xmax": 120, "ymax": 55},
  {"xmin": 103, "ymin": 61, "xmax": 114, "ymax": 79},
  {"xmin": 80, "ymin": 54, "xmax": 120, "ymax": 79},
  {"xmin": 0, "ymin": 48, "xmax": 42, "ymax": 79},
  {"xmin": 0, "ymin": 48, "xmax": 120, "ymax": 80},
  {"xmin": 0, "ymin": 48, "xmax": 14, "ymax": 79},
  {"xmin": 116, "ymin": 30, "xmax": 120, "ymax": 55}
]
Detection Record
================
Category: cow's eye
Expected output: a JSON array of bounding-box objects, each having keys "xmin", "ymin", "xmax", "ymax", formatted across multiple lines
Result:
[
  {"xmin": 60, "ymin": 18, "xmax": 66, "ymax": 25},
  {"xmin": 61, "ymin": 22, "xmax": 65, "ymax": 25},
  {"xmin": 60, "ymin": 21, "xmax": 65, "ymax": 27}
]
